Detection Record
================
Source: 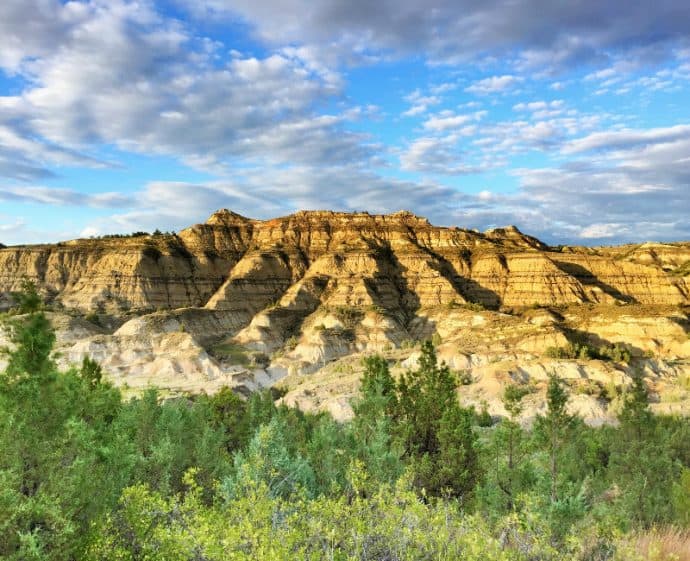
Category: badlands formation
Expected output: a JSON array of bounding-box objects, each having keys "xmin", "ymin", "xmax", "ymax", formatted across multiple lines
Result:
[{"xmin": 1, "ymin": 209, "xmax": 689, "ymax": 423}]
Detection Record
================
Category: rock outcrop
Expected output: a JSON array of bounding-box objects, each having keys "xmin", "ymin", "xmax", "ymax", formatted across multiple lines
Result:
[
  {"xmin": 1, "ymin": 210, "xmax": 689, "ymax": 422},
  {"xmin": 2, "ymin": 210, "xmax": 687, "ymax": 314}
]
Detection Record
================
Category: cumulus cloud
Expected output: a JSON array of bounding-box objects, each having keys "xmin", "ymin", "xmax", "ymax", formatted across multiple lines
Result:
[
  {"xmin": 511, "ymin": 123, "xmax": 690, "ymax": 241},
  {"xmin": 0, "ymin": 186, "xmax": 133, "ymax": 207},
  {"xmin": 562, "ymin": 124, "xmax": 690, "ymax": 154},
  {"xmin": 2, "ymin": 0, "xmax": 690, "ymax": 247},
  {"xmin": 422, "ymin": 110, "xmax": 486, "ymax": 132},
  {"xmin": 0, "ymin": 0, "xmax": 372, "ymax": 180},
  {"xmin": 402, "ymin": 89, "xmax": 441, "ymax": 117},
  {"xmin": 399, "ymin": 135, "xmax": 485, "ymax": 175},
  {"xmin": 81, "ymin": 167, "xmax": 473, "ymax": 235},
  {"xmin": 178, "ymin": 0, "xmax": 690, "ymax": 72},
  {"xmin": 465, "ymin": 75, "xmax": 523, "ymax": 95}
]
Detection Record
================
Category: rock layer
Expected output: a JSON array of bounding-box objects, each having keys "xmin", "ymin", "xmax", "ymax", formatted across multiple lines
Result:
[
  {"xmin": 2, "ymin": 210, "xmax": 687, "ymax": 315},
  {"xmin": 1, "ymin": 209, "xmax": 689, "ymax": 423}
]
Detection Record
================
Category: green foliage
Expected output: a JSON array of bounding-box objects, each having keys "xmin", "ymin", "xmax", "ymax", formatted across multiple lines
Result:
[
  {"xmin": 542, "ymin": 375, "xmax": 572, "ymax": 503},
  {"xmin": 210, "ymin": 341, "xmax": 252, "ymax": 366},
  {"xmin": 79, "ymin": 356, "xmax": 103, "ymax": 389},
  {"xmin": 1, "ymin": 292, "xmax": 689, "ymax": 559},
  {"xmin": 223, "ymin": 417, "xmax": 315, "ymax": 499},
  {"xmin": 396, "ymin": 341, "xmax": 458, "ymax": 457},
  {"xmin": 2, "ymin": 311, "xmax": 56, "ymax": 385},
  {"xmin": 672, "ymin": 467, "xmax": 690, "ymax": 525},
  {"xmin": 476, "ymin": 400, "xmax": 494, "ymax": 427},
  {"xmin": 12, "ymin": 279, "xmax": 43, "ymax": 314},
  {"xmin": 208, "ymin": 386, "xmax": 250, "ymax": 452},
  {"xmin": 447, "ymin": 299, "xmax": 486, "ymax": 312},
  {"xmin": 428, "ymin": 405, "xmax": 479, "ymax": 500},
  {"xmin": 350, "ymin": 356, "xmax": 403, "ymax": 489},
  {"xmin": 503, "ymin": 383, "xmax": 530, "ymax": 419},
  {"xmin": 332, "ymin": 305, "xmax": 365, "ymax": 328},
  {"xmin": 545, "ymin": 342, "xmax": 632, "ymax": 363},
  {"xmin": 357, "ymin": 342, "xmax": 481, "ymax": 499}
]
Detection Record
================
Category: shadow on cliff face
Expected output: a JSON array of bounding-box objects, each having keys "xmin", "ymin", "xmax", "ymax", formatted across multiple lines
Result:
[
  {"xmin": 363, "ymin": 242, "xmax": 424, "ymax": 332},
  {"xmin": 422, "ymin": 246, "xmax": 503, "ymax": 311},
  {"xmin": 553, "ymin": 261, "xmax": 636, "ymax": 304},
  {"xmin": 670, "ymin": 310, "xmax": 690, "ymax": 336},
  {"xmin": 456, "ymin": 277, "xmax": 502, "ymax": 310}
]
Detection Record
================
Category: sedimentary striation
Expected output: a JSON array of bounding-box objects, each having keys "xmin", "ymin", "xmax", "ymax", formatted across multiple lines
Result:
[
  {"xmin": 2, "ymin": 209, "xmax": 687, "ymax": 312},
  {"xmin": 1, "ymin": 210, "xmax": 689, "ymax": 422}
]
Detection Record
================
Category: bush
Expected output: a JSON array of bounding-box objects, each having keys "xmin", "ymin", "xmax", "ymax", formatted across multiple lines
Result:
[
  {"xmin": 333, "ymin": 306, "xmax": 364, "ymax": 328},
  {"xmin": 458, "ymin": 369, "xmax": 474, "ymax": 385},
  {"xmin": 12, "ymin": 278, "xmax": 42, "ymax": 314},
  {"xmin": 84, "ymin": 311, "xmax": 101, "ymax": 326},
  {"xmin": 545, "ymin": 342, "xmax": 631, "ymax": 363}
]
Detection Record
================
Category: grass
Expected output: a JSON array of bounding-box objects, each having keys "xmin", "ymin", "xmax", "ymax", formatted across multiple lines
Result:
[
  {"xmin": 446, "ymin": 299, "xmax": 486, "ymax": 312},
  {"xmin": 671, "ymin": 260, "xmax": 690, "ymax": 277},
  {"xmin": 619, "ymin": 527, "xmax": 690, "ymax": 561},
  {"xmin": 679, "ymin": 373, "xmax": 690, "ymax": 391},
  {"xmin": 209, "ymin": 342, "xmax": 251, "ymax": 367}
]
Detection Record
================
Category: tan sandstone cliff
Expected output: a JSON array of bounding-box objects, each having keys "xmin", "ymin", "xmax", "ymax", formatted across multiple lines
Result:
[{"xmin": 1, "ymin": 210, "xmax": 689, "ymax": 422}]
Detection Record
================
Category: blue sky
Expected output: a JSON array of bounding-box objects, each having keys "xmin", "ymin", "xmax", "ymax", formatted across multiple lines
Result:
[{"xmin": 1, "ymin": 0, "xmax": 690, "ymax": 245}]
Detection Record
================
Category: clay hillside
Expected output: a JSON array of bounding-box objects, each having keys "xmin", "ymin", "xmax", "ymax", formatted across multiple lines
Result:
[{"xmin": 1, "ymin": 209, "xmax": 689, "ymax": 423}]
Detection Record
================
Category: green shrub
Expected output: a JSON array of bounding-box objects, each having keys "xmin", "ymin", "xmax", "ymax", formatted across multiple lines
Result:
[
  {"xmin": 84, "ymin": 311, "xmax": 101, "ymax": 326},
  {"xmin": 333, "ymin": 306, "xmax": 364, "ymax": 328},
  {"xmin": 545, "ymin": 341, "xmax": 631, "ymax": 363},
  {"xmin": 457, "ymin": 369, "xmax": 474, "ymax": 385}
]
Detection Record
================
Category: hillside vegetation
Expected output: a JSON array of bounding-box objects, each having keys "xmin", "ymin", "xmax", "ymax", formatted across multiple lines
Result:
[{"xmin": 1, "ymin": 287, "xmax": 689, "ymax": 560}]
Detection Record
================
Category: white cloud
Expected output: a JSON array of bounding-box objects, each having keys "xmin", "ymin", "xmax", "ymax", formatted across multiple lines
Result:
[
  {"xmin": 402, "ymin": 89, "xmax": 441, "ymax": 117},
  {"xmin": 579, "ymin": 223, "xmax": 630, "ymax": 239},
  {"xmin": 465, "ymin": 75, "xmax": 523, "ymax": 95},
  {"xmin": 562, "ymin": 124, "xmax": 690, "ymax": 154},
  {"xmin": 509, "ymin": 124, "xmax": 690, "ymax": 241},
  {"xmin": 0, "ymin": 0, "xmax": 373, "ymax": 180},
  {"xmin": 0, "ymin": 186, "xmax": 133, "ymax": 207},
  {"xmin": 422, "ymin": 110, "xmax": 486, "ymax": 131},
  {"xmin": 81, "ymin": 168, "xmax": 474, "ymax": 235},
  {"xmin": 177, "ymin": 0, "xmax": 690, "ymax": 73},
  {"xmin": 399, "ymin": 135, "xmax": 485, "ymax": 175}
]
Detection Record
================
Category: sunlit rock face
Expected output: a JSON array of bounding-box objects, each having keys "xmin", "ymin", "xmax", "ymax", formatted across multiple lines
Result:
[
  {"xmin": 1, "ymin": 209, "xmax": 687, "ymax": 313},
  {"xmin": 1, "ymin": 209, "xmax": 689, "ymax": 423}
]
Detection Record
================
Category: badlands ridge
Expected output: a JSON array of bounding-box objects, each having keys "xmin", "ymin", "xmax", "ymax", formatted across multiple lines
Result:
[{"xmin": 1, "ymin": 209, "xmax": 689, "ymax": 423}]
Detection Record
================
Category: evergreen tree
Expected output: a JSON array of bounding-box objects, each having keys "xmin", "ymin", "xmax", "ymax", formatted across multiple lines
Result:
[
  {"xmin": 208, "ymin": 386, "xmax": 250, "ymax": 452},
  {"xmin": 542, "ymin": 375, "xmax": 571, "ymax": 503},
  {"xmin": 223, "ymin": 417, "xmax": 315, "ymax": 499},
  {"xmin": 433, "ymin": 404, "xmax": 479, "ymax": 500},
  {"xmin": 2, "ymin": 312, "xmax": 56, "ymax": 386},
  {"xmin": 610, "ymin": 371, "xmax": 676, "ymax": 525},
  {"xmin": 13, "ymin": 279, "xmax": 43, "ymax": 314},
  {"xmin": 351, "ymin": 355, "xmax": 402, "ymax": 487},
  {"xmin": 396, "ymin": 340, "xmax": 458, "ymax": 458},
  {"xmin": 395, "ymin": 341, "xmax": 480, "ymax": 498},
  {"xmin": 498, "ymin": 383, "xmax": 530, "ymax": 509},
  {"xmin": 619, "ymin": 370, "xmax": 653, "ymax": 442}
]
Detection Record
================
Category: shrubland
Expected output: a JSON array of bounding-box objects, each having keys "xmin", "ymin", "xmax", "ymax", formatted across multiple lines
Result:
[{"xmin": 0, "ymin": 286, "xmax": 688, "ymax": 560}]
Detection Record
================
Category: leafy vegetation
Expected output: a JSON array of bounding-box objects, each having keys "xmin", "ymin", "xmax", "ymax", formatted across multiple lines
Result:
[
  {"xmin": 0, "ymin": 284, "xmax": 688, "ymax": 559},
  {"xmin": 545, "ymin": 341, "xmax": 632, "ymax": 362}
]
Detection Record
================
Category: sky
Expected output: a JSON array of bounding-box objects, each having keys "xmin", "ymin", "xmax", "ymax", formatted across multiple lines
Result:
[{"xmin": 1, "ymin": 0, "xmax": 690, "ymax": 246}]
